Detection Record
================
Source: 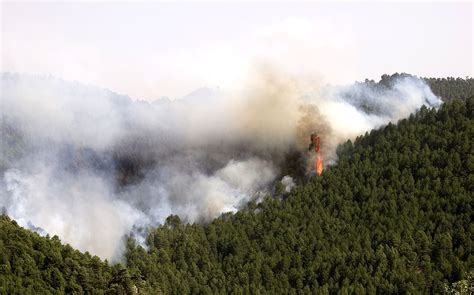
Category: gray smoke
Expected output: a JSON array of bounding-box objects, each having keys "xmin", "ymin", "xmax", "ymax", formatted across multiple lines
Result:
[{"xmin": 0, "ymin": 69, "xmax": 441, "ymax": 260}]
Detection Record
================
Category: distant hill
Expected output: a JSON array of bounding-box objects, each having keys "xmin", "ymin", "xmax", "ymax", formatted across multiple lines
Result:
[{"xmin": 179, "ymin": 87, "xmax": 220, "ymax": 105}]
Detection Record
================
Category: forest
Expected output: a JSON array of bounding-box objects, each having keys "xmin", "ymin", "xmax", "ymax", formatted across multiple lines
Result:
[{"xmin": 0, "ymin": 76, "xmax": 473, "ymax": 294}]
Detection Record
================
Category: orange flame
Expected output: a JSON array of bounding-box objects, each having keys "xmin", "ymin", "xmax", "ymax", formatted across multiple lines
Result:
[
  {"xmin": 316, "ymin": 154, "xmax": 324, "ymax": 176},
  {"xmin": 310, "ymin": 134, "xmax": 324, "ymax": 176}
]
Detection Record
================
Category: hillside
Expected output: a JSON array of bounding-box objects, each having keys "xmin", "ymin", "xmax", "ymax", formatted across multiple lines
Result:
[
  {"xmin": 345, "ymin": 73, "xmax": 474, "ymax": 104},
  {"xmin": 0, "ymin": 215, "xmax": 153, "ymax": 294},
  {"xmin": 425, "ymin": 77, "xmax": 474, "ymax": 102},
  {"xmin": 1, "ymin": 95, "xmax": 472, "ymax": 294},
  {"xmin": 121, "ymin": 97, "xmax": 473, "ymax": 293},
  {"xmin": 378, "ymin": 73, "xmax": 474, "ymax": 102}
]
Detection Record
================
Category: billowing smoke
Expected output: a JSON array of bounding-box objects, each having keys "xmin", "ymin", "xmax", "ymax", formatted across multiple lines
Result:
[{"xmin": 0, "ymin": 69, "xmax": 441, "ymax": 260}]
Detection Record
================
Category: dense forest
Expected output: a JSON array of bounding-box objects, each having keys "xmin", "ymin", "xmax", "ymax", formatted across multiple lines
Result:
[
  {"xmin": 0, "ymin": 77, "xmax": 473, "ymax": 294},
  {"xmin": 0, "ymin": 214, "xmax": 152, "ymax": 294},
  {"xmin": 424, "ymin": 77, "xmax": 474, "ymax": 102},
  {"xmin": 122, "ymin": 97, "xmax": 473, "ymax": 293},
  {"xmin": 359, "ymin": 73, "xmax": 474, "ymax": 102}
]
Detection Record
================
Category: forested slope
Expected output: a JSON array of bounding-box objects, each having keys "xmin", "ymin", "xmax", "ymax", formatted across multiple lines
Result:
[
  {"xmin": 0, "ymin": 215, "xmax": 150, "ymax": 294},
  {"xmin": 123, "ymin": 97, "xmax": 473, "ymax": 293},
  {"xmin": 0, "ymin": 92, "xmax": 472, "ymax": 294},
  {"xmin": 358, "ymin": 73, "xmax": 474, "ymax": 102},
  {"xmin": 425, "ymin": 77, "xmax": 474, "ymax": 102}
]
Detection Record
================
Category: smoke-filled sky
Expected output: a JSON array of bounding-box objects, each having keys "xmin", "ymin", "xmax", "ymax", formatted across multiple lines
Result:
[{"xmin": 1, "ymin": 2, "xmax": 472, "ymax": 100}]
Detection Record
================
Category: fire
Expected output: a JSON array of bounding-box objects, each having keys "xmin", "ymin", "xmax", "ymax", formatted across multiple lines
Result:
[
  {"xmin": 309, "ymin": 133, "xmax": 324, "ymax": 176},
  {"xmin": 316, "ymin": 154, "xmax": 324, "ymax": 176}
]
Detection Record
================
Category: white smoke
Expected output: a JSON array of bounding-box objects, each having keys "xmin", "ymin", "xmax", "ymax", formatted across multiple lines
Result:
[
  {"xmin": 0, "ymin": 71, "xmax": 441, "ymax": 260},
  {"xmin": 1, "ymin": 168, "xmax": 146, "ymax": 260},
  {"xmin": 280, "ymin": 175, "xmax": 296, "ymax": 193},
  {"xmin": 313, "ymin": 75, "xmax": 442, "ymax": 160}
]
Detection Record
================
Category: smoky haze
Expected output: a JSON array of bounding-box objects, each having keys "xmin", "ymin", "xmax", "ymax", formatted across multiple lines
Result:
[{"xmin": 0, "ymin": 67, "xmax": 441, "ymax": 260}]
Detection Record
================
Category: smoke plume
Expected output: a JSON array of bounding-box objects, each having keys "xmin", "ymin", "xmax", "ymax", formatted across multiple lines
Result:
[{"xmin": 0, "ymin": 69, "xmax": 441, "ymax": 260}]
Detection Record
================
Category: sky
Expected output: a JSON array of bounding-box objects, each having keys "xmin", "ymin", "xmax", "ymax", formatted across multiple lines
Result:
[{"xmin": 1, "ymin": 2, "xmax": 472, "ymax": 100}]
